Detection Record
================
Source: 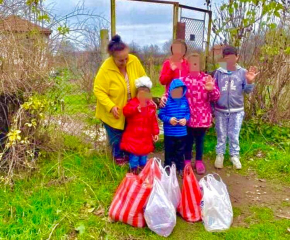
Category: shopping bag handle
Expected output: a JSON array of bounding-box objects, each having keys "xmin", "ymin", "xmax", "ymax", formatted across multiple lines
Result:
[{"xmin": 184, "ymin": 164, "xmax": 194, "ymax": 177}]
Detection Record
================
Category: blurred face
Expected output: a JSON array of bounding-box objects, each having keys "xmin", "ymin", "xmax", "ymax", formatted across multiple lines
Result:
[
  {"xmin": 188, "ymin": 55, "xmax": 201, "ymax": 74},
  {"xmin": 171, "ymin": 43, "xmax": 186, "ymax": 61},
  {"xmin": 223, "ymin": 54, "xmax": 239, "ymax": 71},
  {"xmin": 171, "ymin": 87, "xmax": 183, "ymax": 99},
  {"xmin": 113, "ymin": 48, "xmax": 129, "ymax": 69},
  {"xmin": 137, "ymin": 88, "xmax": 151, "ymax": 107}
]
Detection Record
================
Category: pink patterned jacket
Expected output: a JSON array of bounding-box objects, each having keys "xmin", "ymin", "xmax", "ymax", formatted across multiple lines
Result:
[{"xmin": 181, "ymin": 72, "xmax": 220, "ymax": 128}]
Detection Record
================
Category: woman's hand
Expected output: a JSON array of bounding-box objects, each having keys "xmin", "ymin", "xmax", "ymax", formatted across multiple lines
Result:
[{"xmin": 111, "ymin": 106, "xmax": 120, "ymax": 119}]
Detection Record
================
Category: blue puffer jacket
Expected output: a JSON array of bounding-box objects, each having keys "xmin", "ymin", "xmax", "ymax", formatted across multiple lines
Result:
[
  {"xmin": 214, "ymin": 65, "xmax": 255, "ymax": 113},
  {"xmin": 158, "ymin": 79, "xmax": 190, "ymax": 137}
]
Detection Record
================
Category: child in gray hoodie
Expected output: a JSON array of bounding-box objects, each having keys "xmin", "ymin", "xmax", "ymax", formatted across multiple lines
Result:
[{"xmin": 214, "ymin": 46, "xmax": 259, "ymax": 170}]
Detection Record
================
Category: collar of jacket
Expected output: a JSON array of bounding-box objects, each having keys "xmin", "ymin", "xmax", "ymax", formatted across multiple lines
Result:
[
  {"xmin": 217, "ymin": 64, "xmax": 242, "ymax": 74},
  {"xmin": 106, "ymin": 54, "xmax": 135, "ymax": 72}
]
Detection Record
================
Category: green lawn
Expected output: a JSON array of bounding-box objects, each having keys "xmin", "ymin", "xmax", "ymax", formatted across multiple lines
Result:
[
  {"xmin": 0, "ymin": 125, "xmax": 289, "ymax": 239},
  {"xmin": 151, "ymin": 83, "xmax": 165, "ymax": 98}
]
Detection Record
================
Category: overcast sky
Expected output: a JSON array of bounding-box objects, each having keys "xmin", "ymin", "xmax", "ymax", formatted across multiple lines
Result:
[{"xmin": 45, "ymin": 0, "xmax": 222, "ymax": 47}]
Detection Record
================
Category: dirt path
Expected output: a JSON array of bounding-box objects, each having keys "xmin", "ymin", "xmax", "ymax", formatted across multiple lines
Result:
[{"xmin": 150, "ymin": 152, "xmax": 290, "ymax": 226}]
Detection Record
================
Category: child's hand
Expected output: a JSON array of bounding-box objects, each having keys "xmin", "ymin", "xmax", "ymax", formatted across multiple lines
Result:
[
  {"xmin": 160, "ymin": 96, "xmax": 167, "ymax": 108},
  {"xmin": 179, "ymin": 118, "xmax": 187, "ymax": 126},
  {"xmin": 170, "ymin": 62, "xmax": 177, "ymax": 71},
  {"xmin": 204, "ymin": 75, "xmax": 214, "ymax": 92},
  {"xmin": 170, "ymin": 117, "xmax": 178, "ymax": 126},
  {"xmin": 153, "ymin": 135, "xmax": 159, "ymax": 142},
  {"xmin": 246, "ymin": 66, "xmax": 259, "ymax": 84},
  {"xmin": 137, "ymin": 105, "xmax": 141, "ymax": 112}
]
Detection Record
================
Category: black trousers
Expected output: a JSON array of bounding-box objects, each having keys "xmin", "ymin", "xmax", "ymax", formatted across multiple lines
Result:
[
  {"xmin": 164, "ymin": 135, "xmax": 186, "ymax": 171},
  {"xmin": 184, "ymin": 127, "xmax": 207, "ymax": 161}
]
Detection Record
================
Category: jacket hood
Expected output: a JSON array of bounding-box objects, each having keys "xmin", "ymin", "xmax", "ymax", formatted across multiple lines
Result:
[
  {"xmin": 169, "ymin": 79, "xmax": 187, "ymax": 98},
  {"xmin": 216, "ymin": 64, "xmax": 242, "ymax": 74}
]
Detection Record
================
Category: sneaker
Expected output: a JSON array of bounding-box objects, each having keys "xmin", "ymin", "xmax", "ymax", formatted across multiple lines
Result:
[
  {"xmin": 230, "ymin": 155, "xmax": 242, "ymax": 169},
  {"xmin": 194, "ymin": 161, "xmax": 206, "ymax": 175},
  {"xmin": 215, "ymin": 154, "xmax": 224, "ymax": 169}
]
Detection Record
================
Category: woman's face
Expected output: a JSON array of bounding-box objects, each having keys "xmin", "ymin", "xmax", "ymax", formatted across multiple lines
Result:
[
  {"xmin": 171, "ymin": 43, "xmax": 186, "ymax": 60},
  {"xmin": 113, "ymin": 48, "xmax": 129, "ymax": 69}
]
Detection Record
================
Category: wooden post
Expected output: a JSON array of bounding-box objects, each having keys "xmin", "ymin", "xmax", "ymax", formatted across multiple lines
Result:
[
  {"xmin": 100, "ymin": 29, "xmax": 109, "ymax": 62},
  {"xmin": 173, "ymin": 3, "xmax": 179, "ymax": 40},
  {"xmin": 205, "ymin": 11, "xmax": 212, "ymax": 73},
  {"xmin": 111, "ymin": 0, "xmax": 116, "ymax": 38}
]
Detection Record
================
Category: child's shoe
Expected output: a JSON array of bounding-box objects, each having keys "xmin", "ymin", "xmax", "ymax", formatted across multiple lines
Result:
[
  {"xmin": 129, "ymin": 167, "xmax": 138, "ymax": 175},
  {"xmin": 214, "ymin": 154, "xmax": 224, "ymax": 169},
  {"xmin": 138, "ymin": 165, "xmax": 145, "ymax": 174},
  {"xmin": 178, "ymin": 170, "xmax": 184, "ymax": 179},
  {"xmin": 230, "ymin": 155, "xmax": 242, "ymax": 169},
  {"xmin": 194, "ymin": 160, "xmax": 206, "ymax": 175},
  {"xmin": 184, "ymin": 160, "xmax": 191, "ymax": 166},
  {"xmin": 124, "ymin": 155, "xmax": 129, "ymax": 163},
  {"xmin": 114, "ymin": 157, "xmax": 127, "ymax": 166}
]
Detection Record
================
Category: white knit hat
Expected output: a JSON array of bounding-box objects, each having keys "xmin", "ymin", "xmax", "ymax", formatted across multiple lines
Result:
[{"xmin": 135, "ymin": 76, "xmax": 152, "ymax": 89}]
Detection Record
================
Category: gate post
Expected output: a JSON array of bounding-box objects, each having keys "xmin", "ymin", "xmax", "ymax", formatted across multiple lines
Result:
[
  {"xmin": 111, "ymin": 0, "xmax": 116, "ymax": 38},
  {"xmin": 100, "ymin": 29, "xmax": 109, "ymax": 62},
  {"xmin": 173, "ymin": 3, "xmax": 179, "ymax": 40},
  {"xmin": 205, "ymin": 11, "xmax": 212, "ymax": 72}
]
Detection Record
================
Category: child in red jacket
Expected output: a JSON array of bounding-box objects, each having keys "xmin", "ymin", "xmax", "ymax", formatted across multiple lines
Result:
[{"xmin": 120, "ymin": 77, "xmax": 159, "ymax": 174}]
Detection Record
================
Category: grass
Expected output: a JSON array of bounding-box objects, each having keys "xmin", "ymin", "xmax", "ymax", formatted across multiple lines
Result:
[
  {"xmin": 151, "ymin": 83, "xmax": 165, "ymax": 98},
  {"xmin": 0, "ymin": 124, "xmax": 290, "ymax": 239}
]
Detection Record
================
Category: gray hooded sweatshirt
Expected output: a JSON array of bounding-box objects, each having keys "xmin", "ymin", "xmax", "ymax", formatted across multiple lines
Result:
[{"xmin": 214, "ymin": 65, "xmax": 255, "ymax": 113}]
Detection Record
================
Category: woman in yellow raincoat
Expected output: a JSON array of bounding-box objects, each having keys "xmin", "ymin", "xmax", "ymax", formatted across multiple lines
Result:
[{"xmin": 94, "ymin": 35, "xmax": 146, "ymax": 165}]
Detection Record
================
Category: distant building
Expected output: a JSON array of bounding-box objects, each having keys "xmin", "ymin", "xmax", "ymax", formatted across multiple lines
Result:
[{"xmin": 0, "ymin": 15, "xmax": 52, "ymax": 75}]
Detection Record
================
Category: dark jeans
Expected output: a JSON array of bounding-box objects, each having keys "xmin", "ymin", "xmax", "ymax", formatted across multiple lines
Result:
[
  {"xmin": 164, "ymin": 135, "xmax": 186, "ymax": 171},
  {"xmin": 103, "ymin": 123, "xmax": 126, "ymax": 159},
  {"xmin": 184, "ymin": 127, "xmax": 207, "ymax": 161}
]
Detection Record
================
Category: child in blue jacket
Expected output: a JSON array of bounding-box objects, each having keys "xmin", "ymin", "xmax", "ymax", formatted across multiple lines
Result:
[{"xmin": 158, "ymin": 79, "xmax": 190, "ymax": 175}]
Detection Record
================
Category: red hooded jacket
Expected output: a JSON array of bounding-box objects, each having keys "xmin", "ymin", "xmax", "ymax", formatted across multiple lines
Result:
[
  {"xmin": 159, "ymin": 58, "xmax": 189, "ymax": 93},
  {"xmin": 120, "ymin": 98, "xmax": 159, "ymax": 155}
]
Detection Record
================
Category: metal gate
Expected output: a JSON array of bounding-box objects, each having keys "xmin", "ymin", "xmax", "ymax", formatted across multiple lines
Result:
[
  {"xmin": 180, "ymin": 17, "xmax": 205, "ymax": 51},
  {"xmin": 111, "ymin": 0, "xmax": 212, "ymax": 70}
]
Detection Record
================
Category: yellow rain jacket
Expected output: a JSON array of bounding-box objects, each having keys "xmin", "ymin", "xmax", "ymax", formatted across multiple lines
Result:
[{"xmin": 94, "ymin": 54, "xmax": 146, "ymax": 130}]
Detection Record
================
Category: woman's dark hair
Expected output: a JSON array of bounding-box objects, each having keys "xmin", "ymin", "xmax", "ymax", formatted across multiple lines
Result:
[
  {"xmin": 170, "ymin": 39, "xmax": 187, "ymax": 57},
  {"xmin": 108, "ymin": 35, "xmax": 128, "ymax": 55},
  {"xmin": 223, "ymin": 45, "xmax": 238, "ymax": 57}
]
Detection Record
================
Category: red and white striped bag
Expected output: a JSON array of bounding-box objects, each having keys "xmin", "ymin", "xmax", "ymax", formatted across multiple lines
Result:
[
  {"xmin": 109, "ymin": 158, "xmax": 161, "ymax": 227},
  {"xmin": 177, "ymin": 164, "xmax": 202, "ymax": 222}
]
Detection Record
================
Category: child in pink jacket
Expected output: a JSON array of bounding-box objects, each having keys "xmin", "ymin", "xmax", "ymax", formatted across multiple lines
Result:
[{"xmin": 182, "ymin": 53, "xmax": 220, "ymax": 174}]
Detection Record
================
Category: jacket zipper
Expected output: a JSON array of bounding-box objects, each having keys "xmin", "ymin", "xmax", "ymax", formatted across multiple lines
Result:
[{"xmin": 228, "ymin": 76, "xmax": 231, "ymax": 114}]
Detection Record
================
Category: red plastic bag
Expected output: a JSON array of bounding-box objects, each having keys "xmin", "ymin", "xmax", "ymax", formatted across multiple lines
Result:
[
  {"xmin": 139, "ymin": 157, "xmax": 162, "ymax": 181},
  {"xmin": 109, "ymin": 158, "xmax": 161, "ymax": 227},
  {"xmin": 177, "ymin": 164, "xmax": 202, "ymax": 222}
]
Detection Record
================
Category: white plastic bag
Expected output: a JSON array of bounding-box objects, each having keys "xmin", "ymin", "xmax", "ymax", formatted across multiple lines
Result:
[
  {"xmin": 155, "ymin": 159, "xmax": 181, "ymax": 209},
  {"xmin": 199, "ymin": 173, "xmax": 233, "ymax": 232},
  {"xmin": 162, "ymin": 165, "xmax": 181, "ymax": 209},
  {"xmin": 144, "ymin": 177, "xmax": 176, "ymax": 237}
]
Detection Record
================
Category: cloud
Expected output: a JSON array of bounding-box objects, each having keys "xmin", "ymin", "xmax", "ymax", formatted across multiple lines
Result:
[
  {"xmin": 117, "ymin": 23, "xmax": 172, "ymax": 46},
  {"xmin": 45, "ymin": 0, "xmax": 220, "ymax": 47}
]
